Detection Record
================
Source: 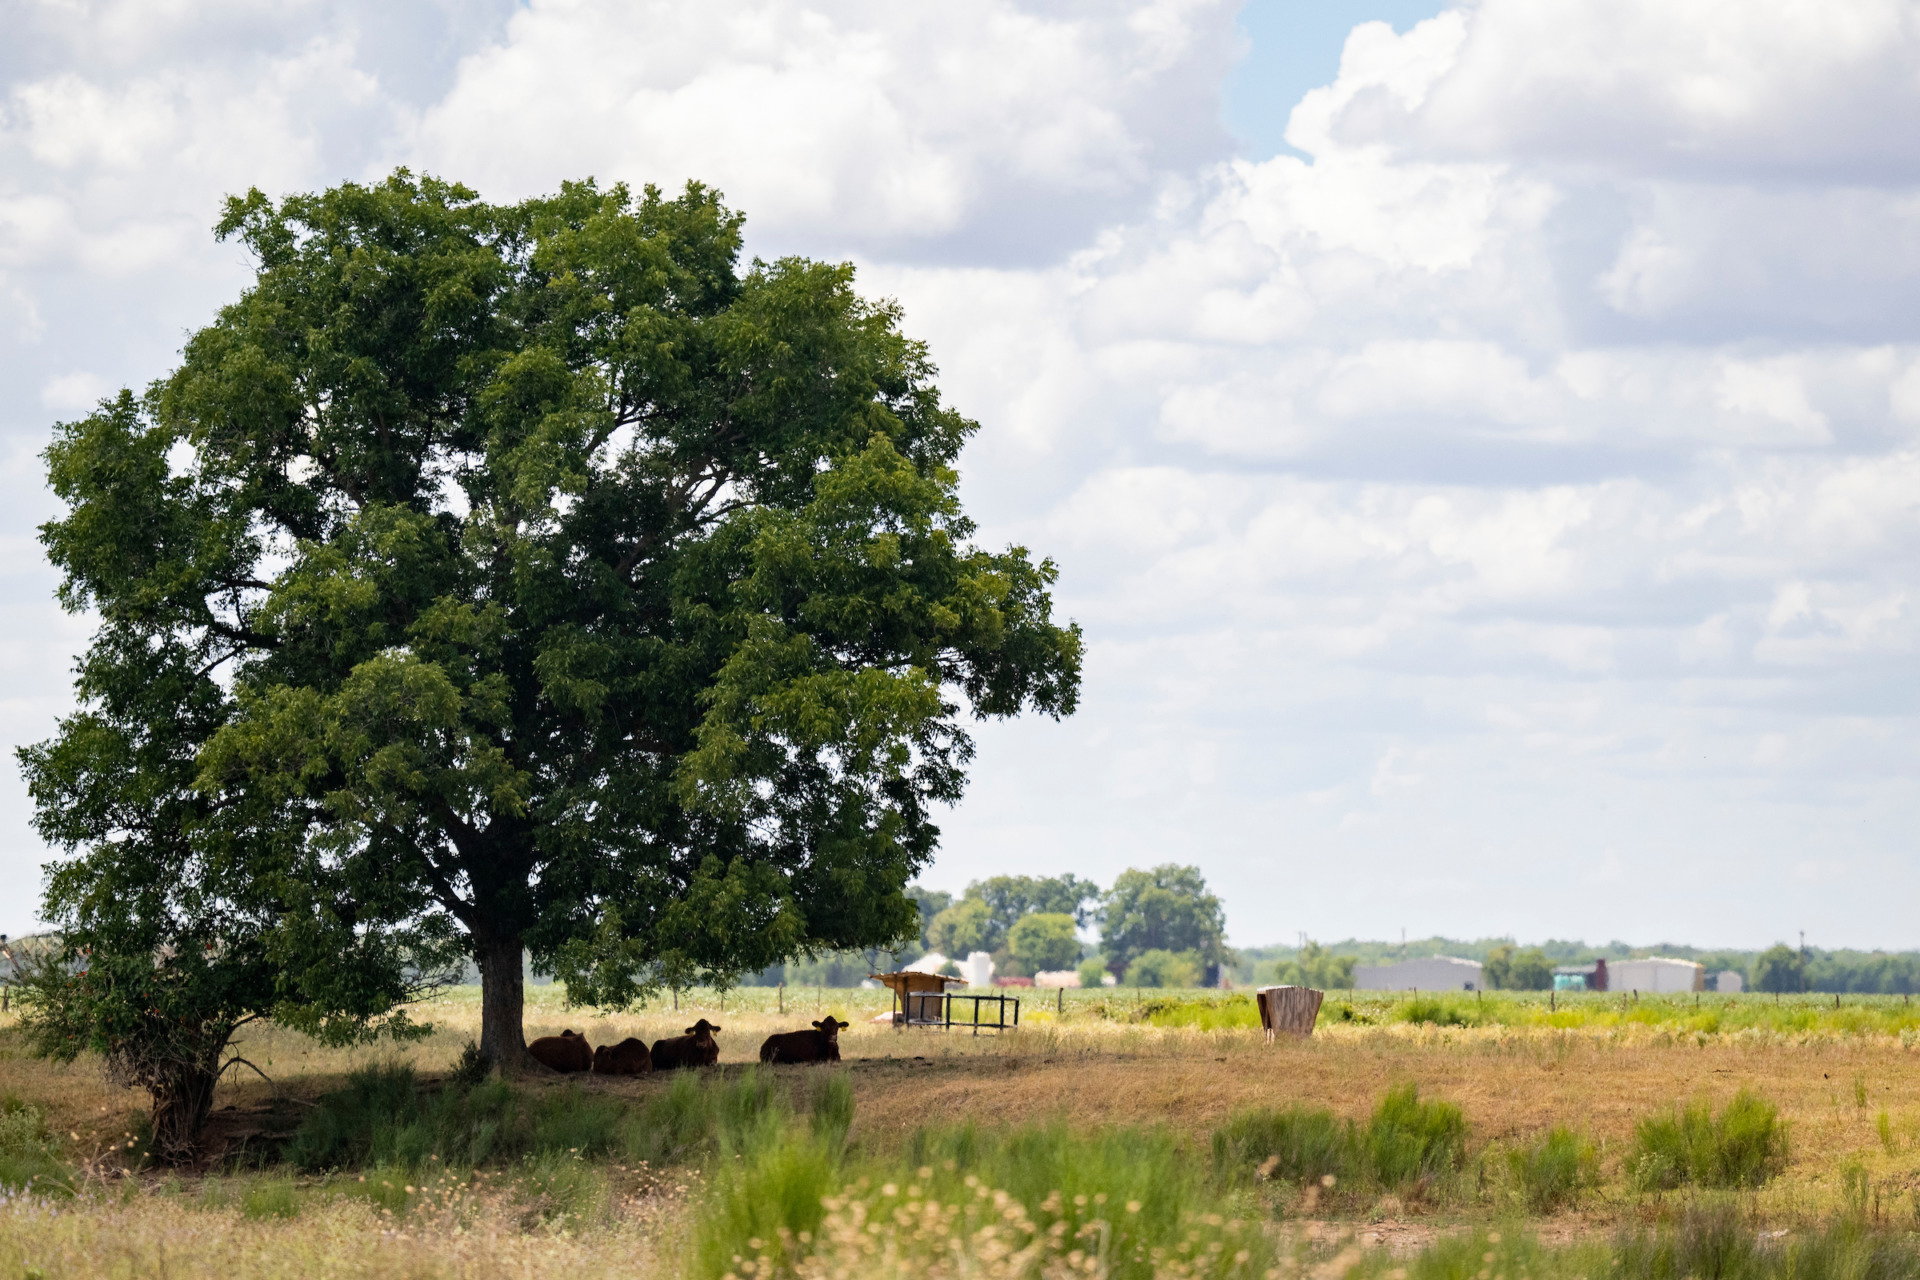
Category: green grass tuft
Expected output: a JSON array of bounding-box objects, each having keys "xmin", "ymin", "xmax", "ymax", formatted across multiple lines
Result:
[
  {"xmin": 1212, "ymin": 1103, "xmax": 1348, "ymax": 1186},
  {"xmin": 0, "ymin": 1095, "xmax": 74, "ymax": 1197},
  {"xmin": 1360, "ymin": 1082, "xmax": 1468, "ymax": 1189},
  {"xmin": 1631, "ymin": 1089, "xmax": 1787, "ymax": 1191},
  {"xmin": 240, "ymin": 1177, "xmax": 301, "ymax": 1220},
  {"xmin": 1506, "ymin": 1125, "xmax": 1597, "ymax": 1211}
]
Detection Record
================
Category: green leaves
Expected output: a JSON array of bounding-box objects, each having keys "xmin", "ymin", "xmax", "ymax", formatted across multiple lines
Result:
[{"xmin": 30, "ymin": 170, "xmax": 1081, "ymax": 1052}]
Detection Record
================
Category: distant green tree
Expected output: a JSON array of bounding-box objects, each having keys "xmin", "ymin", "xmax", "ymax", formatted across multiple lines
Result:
[
  {"xmin": 926, "ymin": 898, "xmax": 994, "ymax": 958},
  {"xmin": 1509, "ymin": 949, "xmax": 1554, "ymax": 991},
  {"xmin": 1076, "ymin": 955, "xmax": 1111, "ymax": 988},
  {"xmin": 965, "ymin": 874, "xmax": 1102, "ymax": 943},
  {"xmin": 1483, "ymin": 944, "xmax": 1515, "ymax": 990},
  {"xmin": 1099, "ymin": 866, "xmax": 1225, "ymax": 980},
  {"xmin": 1754, "ymin": 944, "xmax": 1804, "ymax": 994},
  {"xmin": 1007, "ymin": 912, "xmax": 1082, "ymax": 974},
  {"xmin": 1272, "ymin": 940, "xmax": 1355, "ymax": 990},
  {"xmin": 1125, "ymin": 949, "xmax": 1199, "ymax": 988}
]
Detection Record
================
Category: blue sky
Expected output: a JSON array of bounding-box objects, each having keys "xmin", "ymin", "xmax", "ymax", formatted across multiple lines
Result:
[
  {"xmin": 1224, "ymin": 0, "xmax": 1450, "ymax": 157},
  {"xmin": 4, "ymin": 0, "xmax": 1919, "ymax": 951}
]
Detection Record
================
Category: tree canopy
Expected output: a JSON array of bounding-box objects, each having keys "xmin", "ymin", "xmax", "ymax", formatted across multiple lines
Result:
[
  {"xmin": 15, "ymin": 480, "xmax": 448, "ymax": 1154},
  {"xmin": 923, "ymin": 873, "xmax": 1098, "ymax": 957},
  {"xmin": 1097, "ymin": 865, "xmax": 1225, "ymax": 980},
  {"xmin": 1753, "ymin": 944, "xmax": 1804, "ymax": 994},
  {"xmin": 1006, "ymin": 912, "xmax": 1082, "ymax": 974},
  {"xmin": 31, "ymin": 171, "xmax": 1082, "ymax": 1067}
]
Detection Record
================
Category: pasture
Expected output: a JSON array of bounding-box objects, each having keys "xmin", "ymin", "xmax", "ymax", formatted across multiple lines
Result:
[{"xmin": 5, "ymin": 987, "xmax": 1920, "ymax": 1277}]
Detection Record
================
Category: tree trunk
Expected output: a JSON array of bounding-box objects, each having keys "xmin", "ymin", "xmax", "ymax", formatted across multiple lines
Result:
[
  {"xmin": 149, "ymin": 1062, "xmax": 220, "ymax": 1163},
  {"xmin": 477, "ymin": 932, "xmax": 528, "ymax": 1073}
]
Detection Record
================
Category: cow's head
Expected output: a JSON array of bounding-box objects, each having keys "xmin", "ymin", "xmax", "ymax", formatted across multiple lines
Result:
[
  {"xmin": 813, "ymin": 1018, "xmax": 850, "ymax": 1038},
  {"xmin": 561, "ymin": 1029, "xmax": 581, "ymax": 1038},
  {"xmin": 685, "ymin": 1019, "xmax": 722, "ymax": 1037}
]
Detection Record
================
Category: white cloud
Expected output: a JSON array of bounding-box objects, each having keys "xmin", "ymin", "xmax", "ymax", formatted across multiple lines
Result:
[
  {"xmin": 410, "ymin": 0, "xmax": 1239, "ymax": 259},
  {"xmin": 39, "ymin": 370, "xmax": 107, "ymax": 411}
]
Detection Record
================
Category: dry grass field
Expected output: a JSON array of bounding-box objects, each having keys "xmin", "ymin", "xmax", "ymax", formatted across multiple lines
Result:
[{"xmin": 4, "ymin": 987, "xmax": 1920, "ymax": 1277}]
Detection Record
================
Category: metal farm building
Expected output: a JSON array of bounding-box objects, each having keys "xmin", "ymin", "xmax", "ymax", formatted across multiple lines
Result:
[{"xmin": 1354, "ymin": 956, "xmax": 1485, "ymax": 991}]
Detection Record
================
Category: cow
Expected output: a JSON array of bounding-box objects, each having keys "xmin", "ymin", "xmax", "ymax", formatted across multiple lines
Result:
[
  {"xmin": 650, "ymin": 1019, "xmax": 722, "ymax": 1070},
  {"xmin": 592, "ymin": 1037, "xmax": 654, "ymax": 1075},
  {"xmin": 759, "ymin": 1017, "xmax": 850, "ymax": 1065},
  {"xmin": 528, "ymin": 1029, "xmax": 593, "ymax": 1073}
]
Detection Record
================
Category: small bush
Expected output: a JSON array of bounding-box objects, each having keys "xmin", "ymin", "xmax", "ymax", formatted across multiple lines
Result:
[
  {"xmin": 1398, "ymin": 996, "xmax": 1474, "ymax": 1027},
  {"xmin": 450, "ymin": 1040, "xmax": 489, "ymax": 1088},
  {"xmin": 240, "ymin": 1178, "xmax": 300, "ymax": 1220},
  {"xmin": 1360, "ymin": 1083, "xmax": 1466, "ymax": 1189},
  {"xmin": 1212, "ymin": 1104, "xmax": 1350, "ymax": 1186},
  {"xmin": 1506, "ymin": 1126, "xmax": 1597, "ymax": 1211},
  {"xmin": 1124, "ymin": 949, "xmax": 1200, "ymax": 988},
  {"xmin": 1631, "ymin": 1089, "xmax": 1787, "ymax": 1191}
]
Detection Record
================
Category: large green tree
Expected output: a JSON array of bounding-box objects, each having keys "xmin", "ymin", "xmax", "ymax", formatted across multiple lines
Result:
[
  {"xmin": 34, "ymin": 172, "xmax": 1081, "ymax": 1069},
  {"xmin": 1098, "ymin": 865, "xmax": 1226, "ymax": 980}
]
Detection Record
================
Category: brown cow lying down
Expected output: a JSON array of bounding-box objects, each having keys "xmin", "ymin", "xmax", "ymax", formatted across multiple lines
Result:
[
  {"xmin": 650, "ymin": 1019, "xmax": 722, "ymax": 1070},
  {"xmin": 759, "ymin": 1017, "xmax": 849, "ymax": 1064},
  {"xmin": 592, "ymin": 1037, "xmax": 654, "ymax": 1075},
  {"xmin": 528, "ymin": 1029, "xmax": 593, "ymax": 1073}
]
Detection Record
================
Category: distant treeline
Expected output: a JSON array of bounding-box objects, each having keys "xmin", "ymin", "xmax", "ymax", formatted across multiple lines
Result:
[{"xmin": 1231, "ymin": 939, "xmax": 1920, "ymax": 994}]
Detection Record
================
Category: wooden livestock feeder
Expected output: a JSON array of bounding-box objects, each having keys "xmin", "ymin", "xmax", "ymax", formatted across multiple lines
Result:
[
  {"xmin": 1256, "ymin": 985, "xmax": 1324, "ymax": 1041},
  {"xmin": 871, "ymin": 971, "xmax": 1020, "ymax": 1033}
]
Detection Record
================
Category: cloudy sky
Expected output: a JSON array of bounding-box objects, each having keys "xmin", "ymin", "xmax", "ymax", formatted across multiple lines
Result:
[{"xmin": 4, "ymin": 0, "xmax": 1917, "ymax": 950}]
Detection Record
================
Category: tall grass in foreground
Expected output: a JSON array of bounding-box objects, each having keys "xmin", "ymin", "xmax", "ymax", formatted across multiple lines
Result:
[
  {"xmin": 695, "ymin": 1119, "xmax": 1276, "ymax": 1280},
  {"xmin": 1333, "ymin": 1209, "xmax": 1920, "ymax": 1280},
  {"xmin": 1211, "ymin": 1083, "xmax": 1466, "ymax": 1197},
  {"xmin": 287, "ymin": 1062, "xmax": 794, "ymax": 1173},
  {"xmin": 0, "ymin": 1096, "xmax": 72, "ymax": 1196},
  {"xmin": 1631, "ymin": 1089, "xmax": 1787, "ymax": 1191}
]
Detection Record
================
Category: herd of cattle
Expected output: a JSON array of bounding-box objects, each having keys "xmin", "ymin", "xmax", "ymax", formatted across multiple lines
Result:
[{"xmin": 526, "ymin": 1016, "xmax": 853, "ymax": 1074}]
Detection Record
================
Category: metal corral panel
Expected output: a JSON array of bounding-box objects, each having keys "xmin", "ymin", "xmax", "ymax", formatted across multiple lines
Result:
[
  {"xmin": 1609, "ymin": 958, "xmax": 1704, "ymax": 993},
  {"xmin": 1353, "ymin": 957, "xmax": 1485, "ymax": 991}
]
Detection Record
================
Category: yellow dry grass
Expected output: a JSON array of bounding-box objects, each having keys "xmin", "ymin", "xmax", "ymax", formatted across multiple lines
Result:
[
  {"xmin": 0, "ymin": 1188, "xmax": 670, "ymax": 1279},
  {"xmin": 8, "ymin": 985, "xmax": 1920, "ymax": 1277}
]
